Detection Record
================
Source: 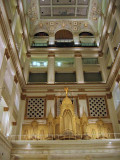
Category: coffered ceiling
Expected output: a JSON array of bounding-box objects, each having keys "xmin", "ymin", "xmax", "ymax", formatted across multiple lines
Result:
[
  {"xmin": 24, "ymin": 0, "xmax": 109, "ymax": 39},
  {"xmin": 39, "ymin": 0, "xmax": 89, "ymax": 18}
]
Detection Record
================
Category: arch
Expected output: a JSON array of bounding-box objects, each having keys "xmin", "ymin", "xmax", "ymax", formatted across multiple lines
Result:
[
  {"xmin": 34, "ymin": 32, "xmax": 49, "ymax": 37},
  {"xmin": 55, "ymin": 29, "xmax": 73, "ymax": 40},
  {"xmin": 63, "ymin": 109, "xmax": 73, "ymax": 133},
  {"xmin": 79, "ymin": 32, "xmax": 94, "ymax": 36}
]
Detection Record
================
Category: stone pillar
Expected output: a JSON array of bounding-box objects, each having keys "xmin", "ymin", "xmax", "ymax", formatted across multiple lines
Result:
[
  {"xmin": 11, "ymin": 6, "xmax": 19, "ymax": 34},
  {"xmin": 113, "ymin": 5, "xmax": 120, "ymax": 31},
  {"xmin": 73, "ymin": 34, "xmax": 80, "ymax": 45},
  {"xmin": 46, "ymin": 95, "xmax": 55, "ymax": 117},
  {"xmin": 78, "ymin": 94, "xmax": 88, "ymax": 117},
  {"xmin": 47, "ymin": 54, "xmax": 55, "ymax": 84},
  {"xmin": 11, "ymin": 122, "xmax": 17, "ymax": 140},
  {"xmin": 19, "ymin": 33, "xmax": 24, "ymax": 58},
  {"xmin": 49, "ymin": 34, "xmax": 55, "ymax": 45},
  {"xmin": 106, "ymin": 33, "xmax": 115, "ymax": 62},
  {"xmin": 75, "ymin": 54, "xmax": 84, "ymax": 83},
  {"xmin": 106, "ymin": 93, "xmax": 119, "ymax": 137},
  {"xmin": 16, "ymin": 94, "xmax": 26, "ymax": 140},
  {"xmin": 9, "ymin": 75, "xmax": 18, "ymax": 136},
  {"xmin": 24, "ymin": 54, "xmax": 31, "ymax": 83},
  {"xmin": 98, "ymin": 54, "xmax": 108, "ymax": 82},
  {"xmin": 0, "ymin": 49, "xmax": 10, "ymax": 97},
  {"xmin": 1, "ymin": 107, "xmax": 9, "ymax": 135}
]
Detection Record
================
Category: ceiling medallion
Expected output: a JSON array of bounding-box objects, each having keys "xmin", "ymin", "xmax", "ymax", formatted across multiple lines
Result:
[
  {"xmin": 50, "ymin": 22, "xmax": 54, "ymax": 26},
  {"xmin": 73, "ymin": 21, "xmax": 78, "ymax": 25}
]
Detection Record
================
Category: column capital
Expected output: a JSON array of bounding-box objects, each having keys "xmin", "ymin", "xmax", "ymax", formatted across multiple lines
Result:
[
  {"xmin": 74, "ymin": 52, "xmax": 82, "ymax": 57},
  {"xmin": 14, "ymin": 75, "xmax": 18, "ymax": 84},
  {"xmin": 46, "ymin": 95, "xmax": 55, "ymax": 100},
  {"xmin": 98, "ymin": 51, "xmax": 103, "ymax": 57},
  {"xmin": 21, "ymin": 93, "xmax": 26, "ymax": 100},
  {"xmin": 4, "ymin": 48, "xmax": 10, "ymax": 60},
  {"xmin": 78, "ymin": 94, "xmax": 87, "ymax": 99},
  {"xmin": 112, "ymin": 5, "xmax": 116, "ymax": 14},
  {"xmin": 48, "ymin": 54, "xmax": 55, "ymax": 57},
  {"xmin": 106, "ymin": 92, "xmax": 112, "ymax": 99},
  {"xmin": 105, "ymin": 32, "xmax": 109, "ymax": 40},
  {"xmin": 3, "ymin": 107, "xmax": 9, "ymax": 111},
  {"xmin": 12, "ymin": 122, "xmax": 17, "ymax": 126},
  {"xmin": 26, "ymin": 54, "xmax": 31, "ymax": 58}
]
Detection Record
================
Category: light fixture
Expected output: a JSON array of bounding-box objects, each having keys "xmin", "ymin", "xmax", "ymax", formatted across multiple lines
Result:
[
  {"xmin": 109, "ymin": 142, "xmax": 112, "ymax": 144},
  {"xmin": 37, "ymin": 62, "xmax": 40, "ymax": 66},
  {"xmin": 44, "ymin": 62, "xmax": 47, "ymax": 67},
  {"xmin": 33, "ymin": 61, "xmax": 37, "ymax": 66},
  {"xmin": 57, "ymin": 62, "xmax": 61, "ymax": 67}
]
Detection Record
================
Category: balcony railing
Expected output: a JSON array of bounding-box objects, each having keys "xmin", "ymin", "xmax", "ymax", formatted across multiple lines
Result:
[{"xmin": 6, "ymin": 133, "xmax": 120, "ymax": 141}]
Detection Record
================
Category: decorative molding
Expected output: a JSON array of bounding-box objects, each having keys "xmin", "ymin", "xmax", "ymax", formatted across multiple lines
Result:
[
  {"xmin": 21, "ymin": 93, "xmax": 26, "ymax": 100},
  {"xmin": 46, "ymin": 95, "xmax": 55, "ymax": 100},
  {"xmin": 12, "ymin": 122, "xmax": 17, "ymax": 126},
  {"xmin": 3, "ymin": 107, "xmax": 9, "ymax": 111},
  {"xmin": 78, "ymin": 94, "xmax": 87, "ymax": 99},
  {"xmin": 106, "ymin": 92, "xmax": 112, "ymax": 99}
]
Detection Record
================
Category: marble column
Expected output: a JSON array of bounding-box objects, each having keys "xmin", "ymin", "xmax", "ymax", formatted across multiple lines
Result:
[
  {"xmin": 19, "ymin": 33, "xmax": 24, "ymax": 58},
  {"xmin": 9, "ymin": 75, "xmax": 18, "ymax": 137},
  {"xmin": 24, "ymin": 54, "xmax": 31, "ymax": 83},
  {"xmin": 1, "ymin": 107, "xmax": 9, "ymax": 135},
  {"xmin": 11, "ymin": 6, "xmax": 19, "ymax": 34},
  {"xmin": 49, "ymin": 34, "xmax": 55, "ymax": 45},
  {"xmin": 98, "ymin": 54, "xmax": 108, "ymax": 82},
  {"xmin": 75, "ymin": 54, "xmax": 84, "ymax": 83},
  {"xmin": 78, "ymin": 94, "xmax": 88, "ymax": 117},
  {"xmin": 16, "ymin": 94, "xmax": 26, "ymax": 140},
  {"xmin": 106, "ymin": 93, "xmax": 119, "ymax": 137},
  {"xmin": 47, "ymin": 54, "xmax": 55, "ymax": 84},
  {"xmin": 0, "ymin": 49, "xmax": 10, "ymax": 97},
  {"xmin": 73, "ymin": 34, "xmax": 80, "ymax": 45},
  {"xmin": 113, "ymin": 5, "xmax": 120, "ymax": 31},
  {"xmin": 46, "ymin": 95, "xmax": 55, "ymax": 117},
  {"xmin": 106, "ymin": 33, "xmax": 115, "ymax": 62}
]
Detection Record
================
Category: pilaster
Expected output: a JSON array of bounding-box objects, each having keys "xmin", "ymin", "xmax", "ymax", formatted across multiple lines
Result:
[
  {"xmin": 75, "ymin": 53, "xmax": 84, "ymax": 83},
  {"xmin": 47, "ymin": 54, "xmax": 55, "ymax": 84}
]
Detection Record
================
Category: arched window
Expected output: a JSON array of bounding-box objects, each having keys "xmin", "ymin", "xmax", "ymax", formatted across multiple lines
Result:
[
  {"xmin": 55, "ymin": 30, "xmax": 73, "ymax": 40},
  {"xmin": 79, "ymin": 32, "xmax": 94, "ymax": 36},
  {"xmin": 34, "ymin": 32, "xmax": 49, "ymax": 37}
]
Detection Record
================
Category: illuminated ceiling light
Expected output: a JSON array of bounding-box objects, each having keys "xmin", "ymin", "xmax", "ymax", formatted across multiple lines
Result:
[
  {"xmin": 57, "ymin": 62, "xmax": 61, "ymax": 67},
  {"xmin": 109, "ymin": 142, "xmax": 112, "ymax": 144},
  {"xmin": 37, "ymin": 62, "xmax": 40, "ymax": 66},
  {"xmin": 33, "ymin": 61, "xmax": 37, "ymax": 66},
  {"xmin": 44, "ymin": 62, "xmax": 47, "ymax": 66}
]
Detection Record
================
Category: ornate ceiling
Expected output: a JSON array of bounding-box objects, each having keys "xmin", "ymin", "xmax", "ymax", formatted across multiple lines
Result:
[{"xmin": 24, "ymin": 0, "xmax": 109, "ymax": 38}]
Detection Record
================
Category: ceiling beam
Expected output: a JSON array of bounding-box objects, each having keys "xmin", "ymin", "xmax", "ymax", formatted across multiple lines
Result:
[
  {"xmin": 75, "ymin": 0, "xmax": 78, "ymax": 17},
  {"xmin": 37, "ymin": 0, "xmax": 41, "ymax": 20},
  {"xmin": 50, "ymin": 0, "xmax": 53, "ymax": 17},
  {"xmin": 40, "ymin": 5, "xmax": 88, "ymax": 8}
]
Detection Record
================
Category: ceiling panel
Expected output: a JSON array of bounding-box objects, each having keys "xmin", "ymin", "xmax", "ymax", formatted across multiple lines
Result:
[
  {"xmin": 53, "ymin": 7, "xmax": 75, "ymax": 16},
  {"xmin": 78, "ymin": 0, "xmax": 89, "ymax": 5},
  {"xmin": 77, "ymin": 7, "xmax": 88, "ymax": 16},
  {"xmin": 40, "ymin": 7, "xmax": 51, "ymax": 16},
  {"xmin": 52, "ymin": 0, "xmax": 76, "ymax": 5},
  {"xmin": 39, "ymin": 0, "xmax": 51, "ymax": 5}
]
